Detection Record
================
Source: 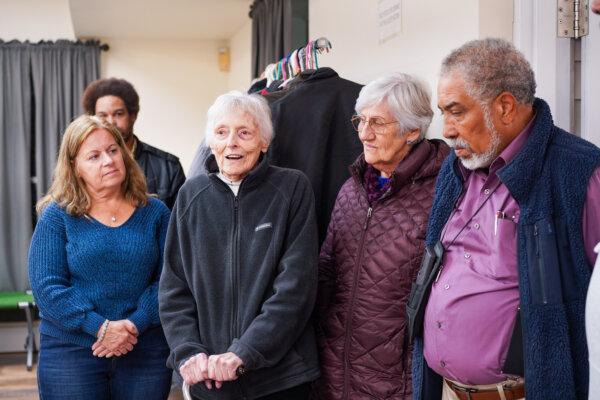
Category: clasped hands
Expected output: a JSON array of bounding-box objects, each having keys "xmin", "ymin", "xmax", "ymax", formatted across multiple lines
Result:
[
  {"xmin": 180, "ymin": 352, "xmax": 244, "ymax": 390},
  {"xmin": 92, "ymin": 319, "xmax": 138, "ymax": 358}
]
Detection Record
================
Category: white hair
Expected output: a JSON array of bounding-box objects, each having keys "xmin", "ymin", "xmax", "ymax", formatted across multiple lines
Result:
[
  {"xmin": 355, "ymin": 72, "xmax": 434, "ymax": 140},
  {"xmin": 440, "ymin": 38, "xmax": 536, "ymax": 105},
  {"xmin": 204, "ymin": 91, "xmax": 273, "ymax": 146}
]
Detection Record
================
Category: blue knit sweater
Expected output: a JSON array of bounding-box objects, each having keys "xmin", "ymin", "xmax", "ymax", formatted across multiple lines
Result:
[{"xmin": 28, "ymin": 198, "xmax": 170, "ymax": 348}]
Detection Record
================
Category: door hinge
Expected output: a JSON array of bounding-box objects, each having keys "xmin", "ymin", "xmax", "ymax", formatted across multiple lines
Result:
[{"xmin": 558, "ymin": 0, "xmax": 589, "ymax": 38}]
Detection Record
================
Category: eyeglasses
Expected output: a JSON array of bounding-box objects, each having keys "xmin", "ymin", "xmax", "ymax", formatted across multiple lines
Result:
[{"xmin": 351, "ymin": 115, "xmax": 399, "ymax": 135}]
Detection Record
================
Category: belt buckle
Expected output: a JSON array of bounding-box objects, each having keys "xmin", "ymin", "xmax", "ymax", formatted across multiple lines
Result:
[
  {"xmin": 503, "ymin": 376, "xmax": 521, "ymax": 389},
  {"xmin": 452, "ymin": 383, "xmax": 478, "ymax": 400}
]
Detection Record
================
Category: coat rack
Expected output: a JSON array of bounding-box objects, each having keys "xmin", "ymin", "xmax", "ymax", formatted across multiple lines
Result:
[{"xmin": 262, "ymin": 37, "xmax": 332, "ymax": 85}]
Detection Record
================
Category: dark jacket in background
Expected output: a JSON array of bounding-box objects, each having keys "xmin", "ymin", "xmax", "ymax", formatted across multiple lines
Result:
[
  {"xmin": 187, "ymin": 138, "xmax": 211, "ymax": 179},
  {"xmin": 315, "ymin": 139, "xmax": 450, "ymax": 400},
  {"xmin": 134, "ymin": 135, "xmax": 185, "ymax": 209},
  {"xmin": 159, "ymin": 155, "xmax": 320, "ymax": 400},
  {"xmin": 186, "ymin": 68, "xmax": 363, "ymax": 242},
  {"xmin": 268, "ymin": 67, "xmax": 364, "ymax": 244},
  {"xmin": 412, "ymin": 98, "xmax": 600, "ymax": 400}
]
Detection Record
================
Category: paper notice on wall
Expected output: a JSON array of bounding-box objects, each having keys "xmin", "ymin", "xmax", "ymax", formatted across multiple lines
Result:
[{"xmin": 378, "ymin": 0, "xmax": 402, "ymax": 44}]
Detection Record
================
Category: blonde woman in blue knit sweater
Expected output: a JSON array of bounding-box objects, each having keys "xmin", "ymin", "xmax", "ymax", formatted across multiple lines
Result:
[{"xmin": 28, "ymin": 115, "xmax": 172, "ymax": 400}]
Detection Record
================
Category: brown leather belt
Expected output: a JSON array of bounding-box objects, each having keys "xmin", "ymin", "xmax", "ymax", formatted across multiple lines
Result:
[{"xmin": 446, "ymin": 379, "xmax": 525, "ymax": 400}]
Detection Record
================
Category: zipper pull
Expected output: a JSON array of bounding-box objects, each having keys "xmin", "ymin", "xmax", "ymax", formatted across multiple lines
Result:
[{"xmin": 363, "ymin": 207, "xmax": 373, "ymax": 230}]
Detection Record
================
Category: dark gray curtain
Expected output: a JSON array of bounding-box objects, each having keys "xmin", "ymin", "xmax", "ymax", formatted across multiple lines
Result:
[
  {"xmin": 0, "ymin": 40, "xmax": 100, "ymax": 291},
  {"xmin": 0, "ymin": 43, "xmax": 33, "ymax": 292},
  {"xmin": 250, "ymin": 0, "xmax": 294, "ymax": 78},
  {"xmin": 30, "ymin": 41, "xmax": 100, "ymax": 198}
]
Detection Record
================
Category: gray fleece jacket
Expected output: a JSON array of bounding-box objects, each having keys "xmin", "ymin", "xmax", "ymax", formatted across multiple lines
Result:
[{"xmin": 158, "ymin": 155, "xmax": 320, "ymax": 399}]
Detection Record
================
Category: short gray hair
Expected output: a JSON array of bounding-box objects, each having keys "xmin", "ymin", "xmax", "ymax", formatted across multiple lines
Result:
[
  {"xmin": 205, "ymin": 91, "xmax": 273, "ymax": 146},
  {"xmin": 355, "ymin": 72, "xmax": 434, "ymax": 140},
  {"xmin": 441, "ymin": 38, "xmax": 536, "ymax": 105}
]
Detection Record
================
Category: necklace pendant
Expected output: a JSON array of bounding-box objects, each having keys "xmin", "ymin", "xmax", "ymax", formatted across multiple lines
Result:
[{"xmin": 111, "ymin": 216, "xmax": 117, "ymax": 223}]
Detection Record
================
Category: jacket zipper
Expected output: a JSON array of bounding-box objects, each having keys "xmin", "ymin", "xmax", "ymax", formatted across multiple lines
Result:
[
  {"xmin": 210, "ymin": 175, "xmax": 246, "ymax": 396},
  {"xmin": 533, "ymin": 223, "xmax": 548, "ymax": 304},
  {"xmin": 342, "ymin": 205, "xmax": 373, "ymax": 399},
  {"xmin": 231, "ymin": 193, "xmax": 247, "ymax": 397},
  {"xmin": 230, "ymin": 196, "xmax": 240, "ymax": 342}
]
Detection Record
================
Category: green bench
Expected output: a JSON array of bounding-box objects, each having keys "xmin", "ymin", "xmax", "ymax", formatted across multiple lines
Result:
[{"xmin": 0, "ymin": 291, "xmax": 37, "ymax": 371}]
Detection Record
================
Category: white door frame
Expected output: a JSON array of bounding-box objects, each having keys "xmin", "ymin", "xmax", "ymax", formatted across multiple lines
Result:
[
  {"xmin": 513, "ymin": 0, "xmax": 572, "ymax": 132},
  {"xmin": 581, "ymin": 11, "xmax": 600, "ymax": 144},
  {"xmin": 513, "ymin": 0, "xmax": 600, "ymax": 144}
]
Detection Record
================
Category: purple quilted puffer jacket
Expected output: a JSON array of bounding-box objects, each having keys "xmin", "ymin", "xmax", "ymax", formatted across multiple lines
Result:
[{"xmin": 314, "ymin": 139, "xmax": 449, "ymax": 400}]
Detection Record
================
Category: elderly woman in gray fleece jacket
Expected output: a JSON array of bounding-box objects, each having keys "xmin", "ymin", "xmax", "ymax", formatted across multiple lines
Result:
[{"xmin": 158, "ymin": 91, "xmax": 320, "ymax": 400}]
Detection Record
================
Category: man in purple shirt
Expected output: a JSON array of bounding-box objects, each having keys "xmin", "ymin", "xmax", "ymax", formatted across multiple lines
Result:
[{"xmin": 409, "ymin": 38, "xmax": 600, "ymax": 400}]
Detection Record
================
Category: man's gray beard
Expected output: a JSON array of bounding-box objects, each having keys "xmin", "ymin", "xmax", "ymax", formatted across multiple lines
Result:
[{"xmin": 450, "ymin": 108, "xmax": 501, "ymax": 170}]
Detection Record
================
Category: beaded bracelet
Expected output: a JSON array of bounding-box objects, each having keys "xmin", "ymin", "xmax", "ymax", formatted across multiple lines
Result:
[{"xmin": 98, "ymin": 320, "xmax": 110, "ymax": 342}]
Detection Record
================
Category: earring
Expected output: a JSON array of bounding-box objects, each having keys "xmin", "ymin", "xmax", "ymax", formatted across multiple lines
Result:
[{"xmin": 406, "ymin": 139, "xmax": 415, "ymax": 145}]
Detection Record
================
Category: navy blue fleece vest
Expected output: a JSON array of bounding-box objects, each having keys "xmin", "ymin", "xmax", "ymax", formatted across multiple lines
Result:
[{"xmin": 413, "ymin": 98, "xmax": 600, "ymax": 400}]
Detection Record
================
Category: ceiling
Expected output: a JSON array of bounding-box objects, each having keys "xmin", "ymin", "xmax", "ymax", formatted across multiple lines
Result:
[{"xmin": 69, "ymin": 0, "xmax": 252, "ymax": 40}]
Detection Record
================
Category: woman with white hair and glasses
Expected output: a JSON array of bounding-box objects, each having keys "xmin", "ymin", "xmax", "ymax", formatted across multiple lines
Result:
[
  {"xmin": 314, "ymin": 72, "xmax": 450, "ymax": 399},
  {"xmin": 158, "ymin": 91, "xmax": 320, "ymax": 400}
]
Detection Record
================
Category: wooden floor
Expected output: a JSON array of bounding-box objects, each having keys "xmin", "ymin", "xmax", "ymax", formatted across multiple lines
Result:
[
  {"xmin": 0, "ymin": 353, "xmax": 183, "ymax": 400},
  {"xmin": 0, "ymin": 353, "xmax": 37, "ymax": 399}
]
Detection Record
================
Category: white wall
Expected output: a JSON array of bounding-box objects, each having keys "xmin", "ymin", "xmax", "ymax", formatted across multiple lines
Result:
[
  {"xmin": 0, "ymin": 0, "xmax": 75, "ymax": 41},
  {"xmin": 309, "ymin": 0, "xmax": 513, "ymax": 139},
  {"xmin": 513, "ymin": 0, "xmax": 573, "ymax": 132},
  {"xmin": 228, "ymin": 19, "xmax": 253, "ymax": 91},
  {"xmin": 479, "ymin": 0, "xmax": 513, "ymax": 42},
  {"xmin": 581, "ymin": 8, "xmax": 600, "ymax": 146},
  {"xmin": 99, "ymin": 38, "xmax": 230, "ymax": 172}
]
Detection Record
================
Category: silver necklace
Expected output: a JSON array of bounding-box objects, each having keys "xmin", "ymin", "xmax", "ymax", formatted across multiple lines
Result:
[{"xmin": 109, "ymin": 201, "xmax": 123, "ymax": 224}]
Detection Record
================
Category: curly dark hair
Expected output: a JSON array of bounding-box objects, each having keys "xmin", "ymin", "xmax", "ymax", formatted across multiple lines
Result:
[{"xmin": 82, "ymin": 78, "xmax": 140, "ymax": 116}]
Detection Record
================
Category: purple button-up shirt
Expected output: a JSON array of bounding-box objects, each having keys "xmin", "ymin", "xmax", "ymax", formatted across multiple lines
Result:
[{"xmin": 423, "ymin": 119, "xmax": 600, "ymax": 385}]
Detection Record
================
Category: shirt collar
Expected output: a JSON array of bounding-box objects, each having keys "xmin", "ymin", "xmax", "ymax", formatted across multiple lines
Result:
[{"xmin": 491, "ymin": 113, "xmax": 536, "ymax": 171}]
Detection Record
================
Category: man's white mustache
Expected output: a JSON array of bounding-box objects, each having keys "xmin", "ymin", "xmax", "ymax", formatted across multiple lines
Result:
[{"xmin": 449, "ymin": 138, "xmax": 471, "ymax": 151}]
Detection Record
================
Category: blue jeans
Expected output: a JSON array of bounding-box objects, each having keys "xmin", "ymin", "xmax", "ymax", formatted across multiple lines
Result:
[{"xmin": 38, "ymin": 326, "xmax": 172, "ymax": 400}]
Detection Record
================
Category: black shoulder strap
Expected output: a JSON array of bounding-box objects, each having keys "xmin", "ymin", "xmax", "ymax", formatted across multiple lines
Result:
[{"xmin": 406, "ymin": 242, "xmax": 444, "ymax": 342}]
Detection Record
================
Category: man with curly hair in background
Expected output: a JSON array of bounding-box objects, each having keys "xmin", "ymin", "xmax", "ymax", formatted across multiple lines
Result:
[{"xmin": 82, "ymin": 78, "xmax": 185, "ymax": 209}]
